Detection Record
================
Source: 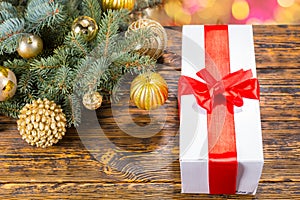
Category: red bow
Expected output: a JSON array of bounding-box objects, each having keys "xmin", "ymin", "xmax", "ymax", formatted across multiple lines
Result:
[{"xmin": 179, "ymin": 68, "xmax": 260, "ymax": 113}]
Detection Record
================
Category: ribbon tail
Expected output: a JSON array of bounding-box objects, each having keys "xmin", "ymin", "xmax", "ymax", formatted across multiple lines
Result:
[{"xmin": 178, "ymin": 75, "xmax": 212, "ymax": 112}]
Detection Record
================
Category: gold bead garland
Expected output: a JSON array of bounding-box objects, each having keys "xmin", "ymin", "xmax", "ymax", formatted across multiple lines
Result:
[{"xmin": 17, "ymin": 98, "xmax": 67, "ymax": 148}]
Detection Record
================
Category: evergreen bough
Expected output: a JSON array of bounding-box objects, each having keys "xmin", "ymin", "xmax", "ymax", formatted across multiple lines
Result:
[{"xmin": 0, "ymin": 0, "xmax": 162, "ymax": 127}]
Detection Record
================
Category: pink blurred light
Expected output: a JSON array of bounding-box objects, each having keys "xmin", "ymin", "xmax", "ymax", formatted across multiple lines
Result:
[
  {"xmin": 230, "ymin": 0, "xmax": 278, "ymax": 24},
  {"xmin": 182, "ymin": 0, "xmax": 202, "ymax": 15}
]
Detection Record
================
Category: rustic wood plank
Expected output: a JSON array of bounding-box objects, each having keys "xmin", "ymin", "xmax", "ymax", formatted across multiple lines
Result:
[
  {"xmin": 0, "ymin": 182, "xmax": 299, "ymax": 199},
  {"xmin": 253, "ymin": 25, "xmax": 300, "ymax": 70},
  {"xmin": 0, "ymin": 122, "xmax": 299, "ymax": 183},
  {"xmin": 0, "ymin": 25, "xmax": 300, "ymax": 198}
]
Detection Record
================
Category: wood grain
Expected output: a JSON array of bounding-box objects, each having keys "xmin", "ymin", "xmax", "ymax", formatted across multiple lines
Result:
[
  {"xmin": 0, "ymin": 182, "xmax": 299, "ymax": 199},
  {"xmin": 0, "ymin": 25, "xmax": 299, "ymax": 199}
]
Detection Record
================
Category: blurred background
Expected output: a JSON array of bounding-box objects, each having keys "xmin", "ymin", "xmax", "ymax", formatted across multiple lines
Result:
[{"xmin": 142, "ymin": 0, "xmax": 300, "ymax": 25}]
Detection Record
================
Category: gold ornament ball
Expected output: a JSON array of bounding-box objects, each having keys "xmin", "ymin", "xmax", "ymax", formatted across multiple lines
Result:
[
  {"xmin": 17, "ymin": 98, "xmax": 67, "ymax": 148},
  {"xmin": 130, "ymin": 72, "xmax": 168, "ymax": 110},
  {"xmin": 102, "ymin": 0, "xmax": 135, "ymax": 11},
  {"xmin": 127, "ymin": 19, "xmax": 168, "ymax": 59},
  {"xmin": 0, "ymin": 66, "xmax": 17, "ymax": 101},
  {"xmin": 72, "ymin": 16, "xmax": 99, "ymax": 41},
  {"xmin": 17, "ymin": 34, "xmax": 43, "ymax": 59},
  {"xmin": 83, "ymin": 91, "xmax": 103, "ymax": 110}
]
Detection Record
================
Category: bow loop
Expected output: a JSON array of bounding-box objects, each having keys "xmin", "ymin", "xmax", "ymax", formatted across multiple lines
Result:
[{"xmin": 178, "ymin": 68, "xmax": 260, "ymax": 113}]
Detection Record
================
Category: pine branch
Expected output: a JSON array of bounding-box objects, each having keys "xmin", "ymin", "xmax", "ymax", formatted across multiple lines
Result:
[
  {"xmin": 0, "ymin": 4, "xmax": 25, "ymax": 54},
  {"xmin": 0, "ymin": 99, "xmax": 25, "ymax": 118},
  {"xmin": 63, "ymin": 94, "xmax": 81, "ymax": 127},
  {"xmin": 52, "ymin": 46, "xmax": 82, "ymax": 68},
  {"xmin": 109, "ymin": 27, "xmax": 156, "ymax": 73},
  {"xmin": 111, "ymin": 27, "xmax": 154, "ymax": 60},
  {"xmin": 0, "ymin": 0, "xmax": 161, "ymax": 127},
  {"xmin": 57, "ymin": 0, "xmax": 80, "ymax": 21},
  {"xmin": 4, "ymin": 59, "xmax": 29, "ymax": 75},
  {"xmin": 114, "ymin": 53, "xmax": 156, "ymax": 73},
  {"xmin": 0, "ymin": 6, "xmax": 18, "ymax": 23},
  {"xmin": 17, "ymin": 69, "xmax": 39, "ymax": 102},
  {"xmin": 0, "ymin": 2, "xmax": 18, "ymax": 20},
  {"xmin": 81, "ymin": 0, "xmax": 101, "ymax": 23},
  {"xmin": 25, "ymin": 0, "xmax": 66, "ymax": 33},
  {"xmin": 53, "ymin": 66, "xmax": 74, "ymax": 95},
  {"xmin": 102, "ymin": 13, "xmax": 116, "ymax": 57},
  {"xmin": 0, "ymin": 32, "xmax": 25, "ymax": 54},
  {"xmin": 64, "ymin": 33, "xmax": 89, "ymax": 57},
  {"xmin": 96, "ymin": 10, "xmax": 129, "ymax": 57},
  {"xmin": 0, "ymin": 17, "xmax": 25, "ymax": 42},
  {"xmin": 17, "ymin": 68, "xmax": 31, "ymax": 94},
  {"xmin": 74, "ymin": 57, "xmax": 111, "ymax": 96},
  {"xmin": 5, "ymin": 60, "xmax": 39, "ymax": 103},
  {"xmin": 29, "ymin": 56, "xmax": 62, "ymax": 71}
]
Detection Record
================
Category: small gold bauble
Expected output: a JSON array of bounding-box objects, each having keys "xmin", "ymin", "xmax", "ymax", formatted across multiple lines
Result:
[
  {"xmin": 72, "ymin": 16, "xmax": 99, "ymax": 41},
  {"xmin": 17, "ymin": 98, "xmax": 67, "ymax": 148},
  {"xmin": 83, "ymin": 91, "xmax": 103, "ymax": 110},
  {"xmin": 0, "ymin": 66, "xmax": 17, "ymax": 101},
  {"xmin": 126, "ymin": 19, "xmax": 167, "ymax": 59},
  {"xmin": 102, "ymin": 0, "xmax": 135, "ymax": 11},
  {"xmin": 130, "ymin": 72, "xmax": 168, "ymax": 110},
  {"xmin": 17, "ymin": 34, "xmax": 43, "ymax": 59}
]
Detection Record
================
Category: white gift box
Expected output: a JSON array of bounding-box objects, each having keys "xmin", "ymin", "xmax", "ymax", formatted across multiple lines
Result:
[{"xmin": 179, "ymin": 25, "xmax": 264, "ymax": 194}]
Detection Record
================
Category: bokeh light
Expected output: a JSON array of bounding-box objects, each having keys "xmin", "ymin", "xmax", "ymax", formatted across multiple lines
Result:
[
  {"xmin": 198, "ymin": 0, "xmax": 217, "ymax": 8},
  {"xmin": 275, "ymin": 2, "xmax": 300, "ymax": 22},
  {"xmin": 277, "ymin": 0, "xmax": 295, "ymax": 7},
  {"xmin": 145, "ymin": 0, "xmax": 300, "ymax": 25},
  {"xmin": 232, "ymin": 0, "xmax": 250, "ymax": 20},
  {"xmin": 164, "ymin": 0, "xmax": 192, "ymax": 24}
]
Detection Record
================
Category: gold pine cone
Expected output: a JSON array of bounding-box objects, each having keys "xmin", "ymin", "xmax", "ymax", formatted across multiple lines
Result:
[{"xmin": 17, "ymin": 98, "xmax": 67, "ymax": 148}]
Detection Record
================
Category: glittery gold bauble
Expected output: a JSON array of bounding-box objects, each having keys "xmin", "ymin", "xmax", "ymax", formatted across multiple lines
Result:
[
  {"xmin": 102, "ymin": 0, "xmax": 135, "ymax": 11},
  {"xmin": 17, "ymin": 98, "xmax": 67, "ymax": 148},
  {"xmin": 0, "ymin": 66, "xmax": 17, "ymax": 101},
  {"xmin": 17, "ymin": 34, "xmax": 43, "ymax": 59},
  {"xmin": 130, "ymin": 72, "xmax": 168, "ymax": 110},
  {"xmin": 72, "ymin": 16, "xmax": 99, "ymax": 41},
  {"xmin": 126, "ymin": 19, "xmax": 167, "ymax": 59},
  {"xmin": 82, "ymin": 91, "xmax": 103, "ymax": 110}
]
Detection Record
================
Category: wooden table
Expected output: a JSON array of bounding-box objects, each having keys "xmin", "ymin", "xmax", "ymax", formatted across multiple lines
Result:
[{"xmin": 0, "ymin": 25, "xmax": 299, "ymax": 199}]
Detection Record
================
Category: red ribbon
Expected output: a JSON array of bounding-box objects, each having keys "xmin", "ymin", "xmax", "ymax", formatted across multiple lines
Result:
[
  {"xmin": 178, "ymin": 25, "xmax": 260, "ymax": 194},
  {"xmin": 178, "ymin": 68, "xmax": 259, "ymax": 113}
]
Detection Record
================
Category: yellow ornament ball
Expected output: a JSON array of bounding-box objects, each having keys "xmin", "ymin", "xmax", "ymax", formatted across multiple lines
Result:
[
  {"xmin": 0, "ymin": 66, "xmax": 17, "ymax": 101},
  {"xmin": 17, "ymin": 34, "xmax": 43, "ymax": 59},
  {"xmin": 130, "ymin": 72, "xmax": 168, "ymax": 110},
  {"xmin": 102, "ymin": 0, "xmax": 135, "ymax": 11},
  {"xmin": 72, "ymin": 16, "xmax": 99, "ymax": 41}
]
